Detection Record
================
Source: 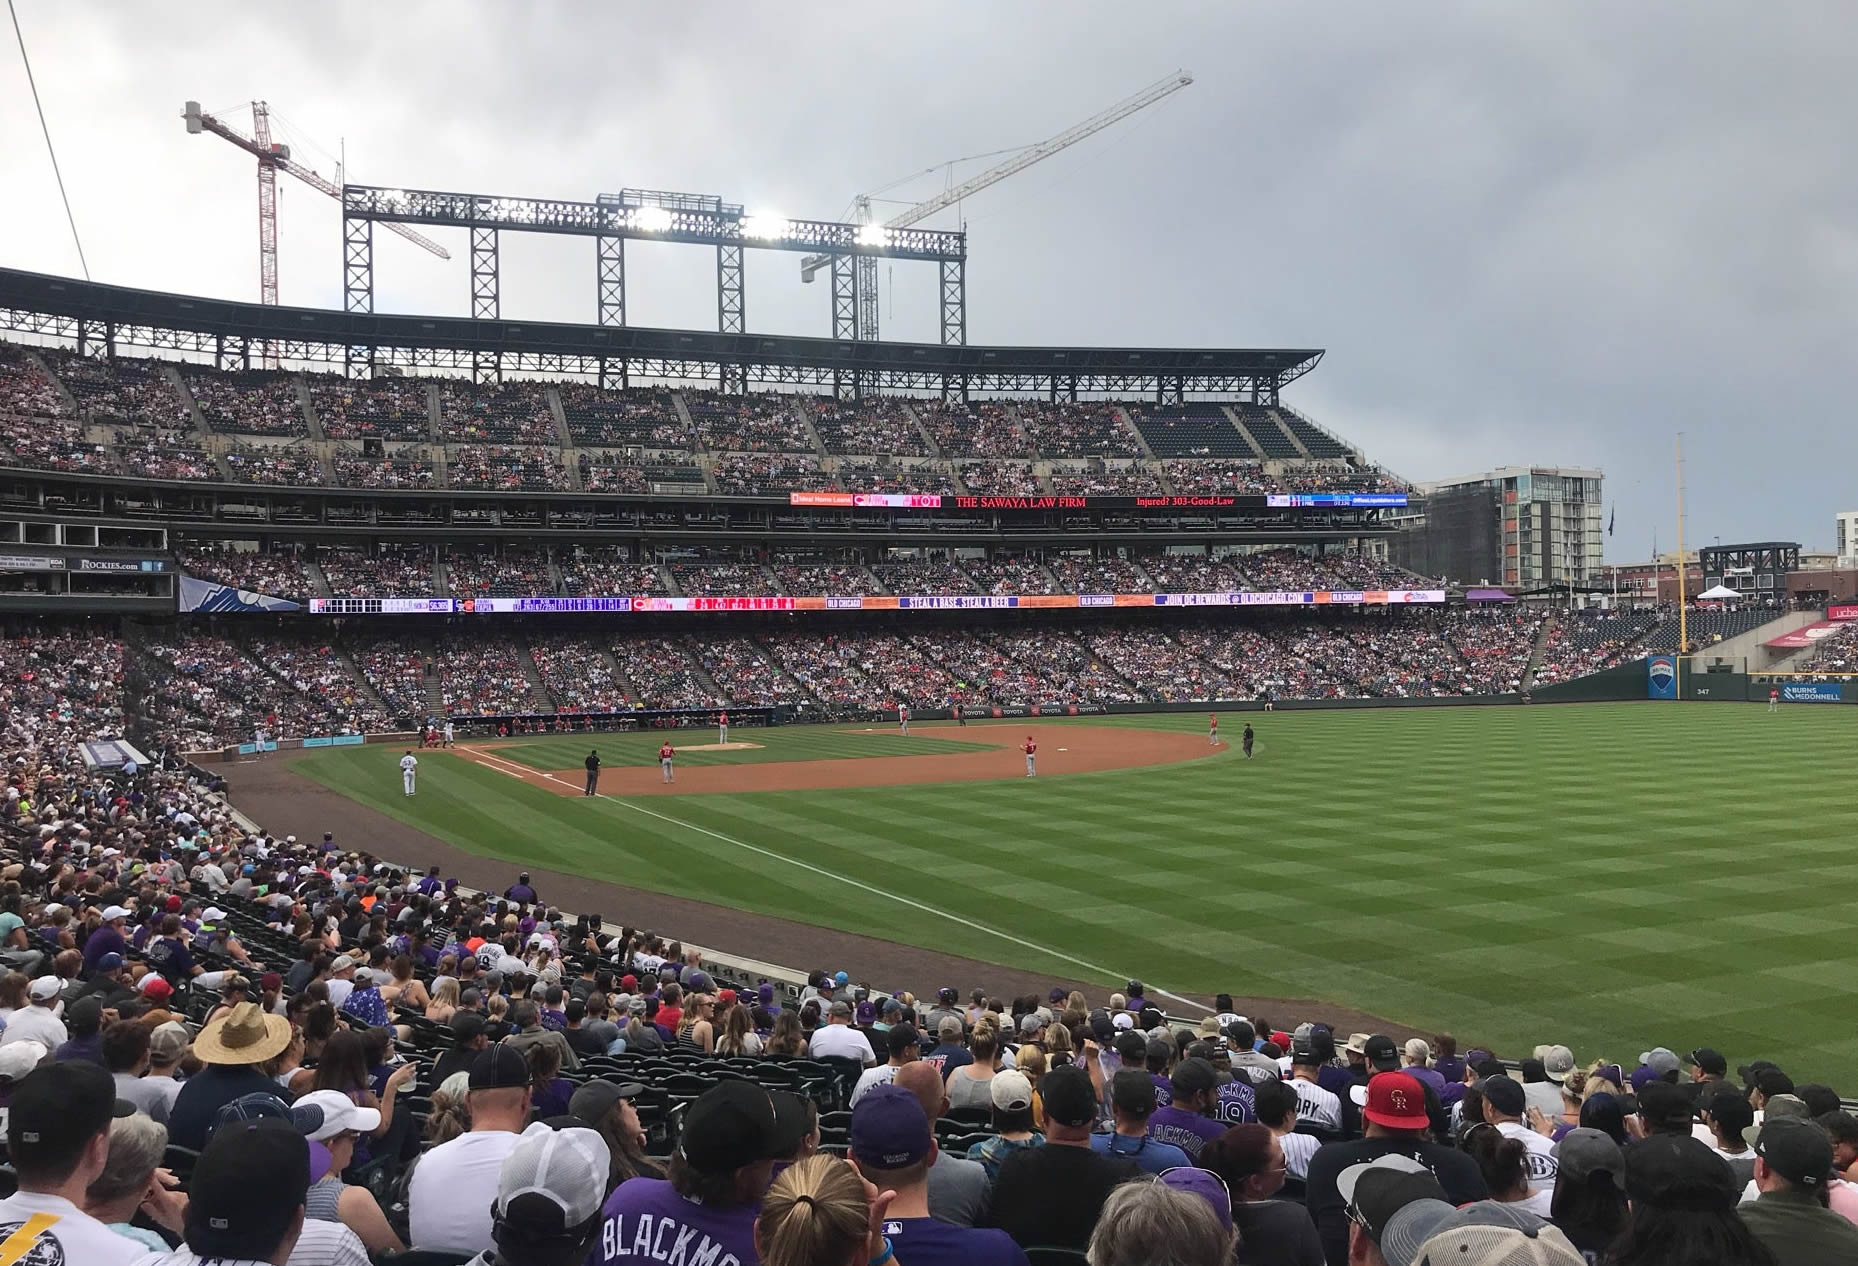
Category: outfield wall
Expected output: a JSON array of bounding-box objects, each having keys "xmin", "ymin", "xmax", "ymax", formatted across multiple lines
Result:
[{"xmin": 1533, "ymin": 657, "xmax": 1857, "ymax": 704}]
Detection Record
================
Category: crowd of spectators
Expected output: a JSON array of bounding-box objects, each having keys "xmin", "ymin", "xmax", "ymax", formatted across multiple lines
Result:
[
  {"xmin": 222, "ymin": 443, "xmax": 325, "ymax": 486},
  {"xmin": 309, "ymin": 374, "xmax": 433, "ymax": 441},
  {"xmin": 316, "ymin": 548, "xmax": 434, "ymax": 597},
  {"xmin": 690, "ymin": 635, "xmax": 811, "ymax": 705},
  {"xmin": 559, "ymin": 384, "xmax": 692, "ymax": 449},
  {"xmin": 1083, "ymin": 627, "xmax": 1243, "ymax": 702},
  {"xmin": 43, "ymin": 350, "xmax": 194, "ymax": 428},
  {"xmin": 869, "ymin": 560, "xmax": 979, "ymax": 595},
  {"xmin": 958, "ymin": 462, "xmax": 1044, "ymax": 496},
  {"xmin": 671, "ymin": 563, "xmax": 775, "ymax": 598},
  {"xmin": 1169, "ymin": 620, "xmax": 1349, "ymax": 700},
  {"xmin": 0, "ymin": 343, "xmax": 74, "ymax": 417},
  {"xmin": 447, "ymin": 445, "xmax": 573, "ymax": 492},
  {"xmin": 609, "ymin": 637, "xmax": 716, "ymax": 709},
  {"xmin": 829, "ymin": 461, "xmax": 955, "ymax": 494},
  {"xmin": 529, "ymin": 635, "xmax": 629, "ymax": 712},
  {"xmin": 332, "ymin": 445, "xmax": 438, "ymax": 489},
  {"xmin": 140, "ymin": 632, "xmax": 342, "ymax": 745},
  {"xmin": 908, "ymin": 629, "xmax": 1058, "ymax": 706},
  {"xmin": 1166, "ymin": 459, "xmax": 1275, "ymax": 494},
  {"xmin": 917, "ymin": 400, "xmax": 1029, "ymax": 457},
  {"xmin": 438, "ymin": 381, "xmax": 560, "ymax": 445},
  {"xmin": 1438, "ymin": 608, "xmax": 1548, "ymax": 695},
  {"xmin": 1050, "ymin": 465, "xmax": 1167, "ymax": 496},
  {"xmin": 436, "ymin": 638, "xmax": 541, "ymax": 715},
  {"xmin": 756, "ymin": 630, "xmax": 955, "ymax": 710},
  {"xmin": 0, "ymin": 411, "xmax": 105, "ymax": 474},
  {"xmin": 246, "ymin": 636, "xmax": 388, "ymax": 733},
  {"xmin": 109, "ymin": 428, "xmax": 217, "ymax": 482},
  {"xmin": 179, "ymin": 548, "xmax": 312, "ymax": 600},
  {"xmin": 1047, "ymin": 555, "xmax": 1153, "ymax": 594},
  {"xmin": 963, "ymin": 556, "xmax": 1060, "ymax": 596},
  {"xmin": 811, "ymin": 399, "xmax": 933, "ymax": 456},
  {"xmin": 577, "ymin": 459, "xmax": 648, "ymax": 494},
  {"xmin": 1016, "ymin": 401, "xmax": 1143, "ymax": 457},
  {"xmin": 1802, "ymin": 620, "xmax": 1858, "ymax": 672},
  {"xmin": 183, "ymin": 370, "xmax": 307, "ymax": 437},
  {"xmin": 561, "ymin": 553, "xmax": 669, "ymax": 596},
  {"xmin": 353, "ymin": 636, "xmax": 432, "ymax": 719},
  {"xmin": 445, "ymin": 550, "xmax": 553, "ymax": 599},
  {"xmin": 982, "ymin": 629, "xmax": 1146, "ymax": 704},
  {"xmin": 686, "ymin": 391, "xmax": 818, "ymax": 452},
  {"xmin": 770, "ymin": 561, "xmax": 874, "ymax": 596},
  {"xmin": 711, "ymin": 454, "xmax": 824, "ymax": 496}
]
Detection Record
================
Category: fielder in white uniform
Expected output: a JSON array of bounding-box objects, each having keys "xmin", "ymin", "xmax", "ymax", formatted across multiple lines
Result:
[
  {"xmin": 718, "ymin": 712, "xmax": 728, "ymax": 745},
  {"xmin": 442, "ymin": 721, "xmax": 455, "ymax": 747},
  {"xmin": 400, "ymin": 751, "xmax": 418, "ymax": 796},
  {"xmin": 898, "ymin": 704, "xmax": 910, "ymax": 736}
]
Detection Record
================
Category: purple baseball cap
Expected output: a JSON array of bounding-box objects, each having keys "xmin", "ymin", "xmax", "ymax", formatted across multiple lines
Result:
[
  {"xmin": 1161, "ymin": 1166, "xmax": 1233, "ymax": 1231},
  {"xmin": 757, "ymin": 982, "xmax": 775, "ymax": 1005},
  {"xmin": 855, "ymin": 1000, "xmax": 877, "ymax": 1026},
  {"xmin": 1048, "ymin": 987, "xmax": 1068, "ymax": 1004},
  {"xmin": 848, "ymin": 1085, "xmax": 931, "ymax": 1170}
]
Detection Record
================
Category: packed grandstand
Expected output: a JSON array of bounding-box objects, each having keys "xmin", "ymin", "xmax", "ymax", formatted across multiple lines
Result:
[{"xmin": 1, "ymin": 268, "xmax": 1854, "ymax": 1266}]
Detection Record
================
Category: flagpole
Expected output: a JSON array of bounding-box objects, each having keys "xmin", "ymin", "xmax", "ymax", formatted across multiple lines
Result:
[{"xmin": 1675, "ymin": 434, "xmax": 1688, "ymax": 699}]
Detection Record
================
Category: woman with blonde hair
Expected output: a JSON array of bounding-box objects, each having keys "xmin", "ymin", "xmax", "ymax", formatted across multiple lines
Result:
[
  {"xmin": 676, "ymin": 993, "xmax": 717, "ymax": 1054},
  {"xmin": 754, "ymin": 1154, "xmax": 891, "ymax": 1266},
  {"xmin": 715, "ymin": 1002, "xmax": 762, "ymax": 1056},
  {"xmin": 425, "ymin": 975, "xmax": 460, "ymax": 1025},
  {"xmin": 425, "ymin": 1071, "xmax": 472, "ymax": 1145},
  {"xmin": 379, "ymin": 954, "xmax": 429, "ymax": 1012},
  {"xmin": 1045, "ymin": 1022, "xmax": 1076, "ymax": 1067},
  {"xmin": 1016, "ymin": 1044, "xmax": 1049, "ymax": 1127},
  {"xmin": 946, "ymin": 1019, "xmax": 1000, "ymax": 1110}
]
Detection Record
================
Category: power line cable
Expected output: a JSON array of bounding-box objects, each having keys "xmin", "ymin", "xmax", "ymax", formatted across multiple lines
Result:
[{"xmin": 7, "ymin": 0, "xmax": 87, "ymax": 279}]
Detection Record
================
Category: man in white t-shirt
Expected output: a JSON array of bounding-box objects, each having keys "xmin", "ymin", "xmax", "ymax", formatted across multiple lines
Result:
[
  {"xmin": 808, "ymin": 1000, "xmax": 876, "ymax": 1065},
  {"xmin": 1, "ymin": 977, "xmax": 69, "ymax": 1049},
  {"xmin": 323, "ymin": 955, "xmax": 358, "ymax": 1013},
  {"xmin": 0, "ymin": 1062, "xmax": 140, "ymax": 1266},
  {"xmin": 851, "ymin": 1024, "xmax": 920, "ymax": 1106},
  {"xmin": 1480, "ymin": 1074, "xmax": 1558, "ymax": 1191},
  {"xmin": 408, "ymin": 1045, "xmax": 533, "ymax": 1254}
]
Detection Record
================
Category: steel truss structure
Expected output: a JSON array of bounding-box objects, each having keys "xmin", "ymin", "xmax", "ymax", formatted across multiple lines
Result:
[
  {"xmin": 0, "ymin": 271, "xmax": 1321, "ymax": 404},
  {"xmin": 338, "ymin": 184, "xmax": 968, "ymax": 361}
]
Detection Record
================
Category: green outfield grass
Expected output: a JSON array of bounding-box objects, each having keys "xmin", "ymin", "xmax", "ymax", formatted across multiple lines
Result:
[
  {"xmin": 489, "ymin": 728, "xmax": 995, "ymax": 770},
  {"xmin": 295, "ymin": 704, "xmax": 1858, "ymax": 1083}
]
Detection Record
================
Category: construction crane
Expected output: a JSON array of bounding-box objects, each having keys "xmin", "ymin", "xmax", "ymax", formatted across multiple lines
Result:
[
  {"xmin": 801, "ymin": 70, "xmax": 1192, "ymax": 341},
  {"xmin": 183, "ymin": 100, "xmax": 450, "ymax": 312}
]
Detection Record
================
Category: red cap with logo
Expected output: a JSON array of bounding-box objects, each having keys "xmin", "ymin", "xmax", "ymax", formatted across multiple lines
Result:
[{"xmin": 1363, "ymin": 1071, "xmax": 1429, "ymax": 1129}]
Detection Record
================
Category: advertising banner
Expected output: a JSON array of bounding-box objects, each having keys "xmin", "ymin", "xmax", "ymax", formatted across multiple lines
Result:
[
  {"xmin": 1647, "ymin": 656, "xmax": 1678, "ymax": 699},
  {"xmin": 1764, "ymin": 621, "xmax": 1842, "ymax": 649},
  {"xmin": 1828, "ymin": 604, "xmax": 1858, "ymax": 622},
  {"xmin": 1780, "ymin": 682, "xmax": 1843, "ymax": 703}
]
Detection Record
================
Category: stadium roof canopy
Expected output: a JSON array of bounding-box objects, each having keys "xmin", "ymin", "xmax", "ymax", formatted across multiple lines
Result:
[{"xmin": 0, "ymin": 268, "xmax": 1322, "ymax": 401}]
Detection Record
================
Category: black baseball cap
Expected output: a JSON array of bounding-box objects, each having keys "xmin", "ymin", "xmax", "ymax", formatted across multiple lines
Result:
[
  {"xmin": 1170, "ymin": 1057, "xmax": 1218, "ymax": 1099},
  {"xmin": 1690, "ymin": 1047, "xmax": 1728, "ymax": 1077},
  {"xmin": 185, "ymin": 1118, "xmax": 310, "ymax": 1260},
  {"xmin": 1110, "ymin": 1068, "xmax": 1157, "ymax": 1116},
  {"xmin": 1040, "ymin": 1064, "xmax": 1099, "ymax": 1128},
  {"xmin": 1623, "ymin": 1133, "xmax": 1738, "ymax": 1210},
  {"xmin": 1755, "ymin": 1068, "xmax": 1796, "ymax": 1100},
  {"xmin": 886, "ymin": 1024, "xmax": 920, "ymax": 1058},
  {"xmin": 1638, "ymin": 1080, "xmax": 1696, "ymax": 1132},
  {"xmin": 1703, "ymin": 1087, "xmax": 1754, "ymax": 1137},
  {"xmin": 567, "ymin": 1079, "xmax": 644, "ymax": 1126},
  {"xmin": 1755, "ymin": 1117, "xmax": 1834, "ymax": 1188},
  {"xmin": 1113, "ymin": 1032, "xmax": 1146, "ymax": 1062},
  {"xmin": 451, "ymin": 1011, "xmax": 487, "ymax": 1041},
  {"xmin": 469, "ymin": 1043, "xmax": 531, "ymax": 1090},
  {"xmin": 1364, "ymin": 1034, "xmax": 1401, "ymax": 1073},
  {"xmin": 680, "ymin": 1081, "xmax": 778, "ymax": 1173},
  {"xmin": 8, "ymin": 1062, "xmax": 117, "ymax": 1176},
  {"xmin": 1481, "ymin": 1074, "xmax": 1526, "ymax": 1118}
]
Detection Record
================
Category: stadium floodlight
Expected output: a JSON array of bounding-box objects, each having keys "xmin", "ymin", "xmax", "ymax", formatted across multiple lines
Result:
[
  {"xmin": 739, "ymin": 213, "xmax": 791, "ymax": 241},
  {"xmin": 855, "ymin": 223, "xmax": 888, "ymax": 247},
  {"xmin": 631, "ymin": 206, "xmax": 673, "ymax": 233}
]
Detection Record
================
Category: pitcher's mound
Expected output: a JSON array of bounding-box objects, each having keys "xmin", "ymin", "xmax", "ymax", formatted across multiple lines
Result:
[{"xmin": 674, "ymin": 741, "xmax": 765, "ymax": 752}]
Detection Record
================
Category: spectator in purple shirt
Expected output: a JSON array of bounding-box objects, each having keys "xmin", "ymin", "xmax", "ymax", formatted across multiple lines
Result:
[
  {"xmin": 79, "ymin": 905, "xmax": 129, "ymax": 973},
  {"xmin": 1145, "ymin": 1057, "xmax": 1229, "ymax": 1160},
  {"xmin": 504, "ymin": 872, "xmax": 538, "ymax": 905}
]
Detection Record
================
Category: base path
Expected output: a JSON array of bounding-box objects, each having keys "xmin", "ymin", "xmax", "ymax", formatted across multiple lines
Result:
[{"xmin": 463, "ymin": 724, "xmax": 1213, "ymax": 796}]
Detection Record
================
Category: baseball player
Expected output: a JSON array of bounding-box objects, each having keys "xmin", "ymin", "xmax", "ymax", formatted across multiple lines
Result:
[
  {"xmin": 1241, "ymin": 724, "xmax": 1255, "ymax": 759},
  {"xmin": 1023, "ymin": 735, "xmax": 1037, "ymax": 777},
  {"xmin": 442, "ymin": 720, "xmax": 455, "ymax": 747},
  {"xmin": 252, "ymin": 726, "xmax": 267, "ymax": 757},
  {"xmin": 400, "ymin": 750, "xmax": 419, "ymax": 796},
  {"xmin": 718, "ymin": 710, "xmax": 729, "ymax": 745},
  {"xmin": 1769, "ymin": 686, "xmax": 1780, "ymax": 713},
  {"xmin": 899, "ymin": 703, "xmax": 910, "ymax": 736},
  {"xmin": 584, "ymin": 749, "xmax": 601, "ymax": 797},
  {"xmin": 659, "ymin": 741, "xmax": 675, "ymax": 783},
  {"xmin": 1209, "ymin": 713, "xmax": 1219, "ymax": 746}
]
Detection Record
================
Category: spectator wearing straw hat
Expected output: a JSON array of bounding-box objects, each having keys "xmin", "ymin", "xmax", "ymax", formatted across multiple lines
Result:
[{"xmin": 165, "ymin": 1000, "xmax": 294, "ymax": 1150}]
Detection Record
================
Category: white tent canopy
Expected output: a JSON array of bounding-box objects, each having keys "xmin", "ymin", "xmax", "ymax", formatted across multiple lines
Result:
[{"xmin": 1696, "ymin": 584, "xmax": 1743, "ymax": 601}]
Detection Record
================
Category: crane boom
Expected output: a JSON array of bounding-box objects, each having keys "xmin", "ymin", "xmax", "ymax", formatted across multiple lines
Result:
[
  {"xmin": 184, "ymin": 102, "xmax": 452, "ymax": 262},
  {"xmin": 800, "ymin": 71, "xmax": 1191, "ymax": 291}
]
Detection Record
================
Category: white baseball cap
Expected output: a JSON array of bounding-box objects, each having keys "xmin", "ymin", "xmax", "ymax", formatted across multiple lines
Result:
[
  {"xmin": 202, "ymin": 907, "xmax": 227, "ymax": 922},
  {"xmin": 292, "ymin": 1089, "xmax": 384, "ymax": 1141},
  {"xmin": 101, "ymin": 905, "xmax": 130, "ymax": 921},
  {"xmin": 0, "ymin": 1041, "xmax": 48, "ymax": 1080},
  {"xmin": 497, "ymin": 1124, "xmax": 610, "ymax": 1229},
  {"xmin": 27, "ymin": 977, "xmax": 60, "ymax": 1002}
]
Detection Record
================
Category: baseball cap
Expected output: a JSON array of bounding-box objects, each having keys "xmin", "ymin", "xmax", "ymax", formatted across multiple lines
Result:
[
  {"xmin": 95, "ymin": 953, "xmax": 124, "ymax": 973},
  {"xmin": 1110, "ymin": 1068, "xmax": 1158, "ymax": 1116},
  {"xmin": 1701, "ymin": 1087, "xmax": 1753, "ymax": 1139},
  {"xmin": 1018, "ymin": 1013, "xmax": 1045, "ymax": 1037},
  {"xmin": 849, "ymin": 1084, "xmax": 932, "ymax": 1170},
  {"xmin": 854, "ymin": 1000, "xmax": 877, "ymax": 1026},
  {"xmin": 1481, "ymin": 1074, "xmax": 1526, "ymax": 1119},
  {"xmin": 1290, "ymin": 1023, "xmax": 1320, "ymax": 1064},
  {"xmin": 331, "ymin": 954, "xmax": 356, "ymax": 972},
  {"xmin": 470, "ymin": 1044, "xmax": 532, "ymax": 1090},
  {"xmin": 1541, "ymin": 1045, "xmax": 1575, "ymax": 1083},
  {"xmin": 1636, "ymin": 1080, "xmax": 1693, "ymax": 1132},
  {"xmin": 936, "ymin": 1016, "xmax": 963, "ymax": 1041},
  {"xmin": 990, "ymin": 1069, "xmax": 1034, "ymax": 1112},
  {"xmin": 1347, "ymin": 1172, "xmax": 1452, "ymax": 1261},
  {"xmin": 149, "ymin": 1022, "xmax": 190, "ymax": 1064},
  {"xmin": 568, "ymin": 1080, "xmax": 643, "ymax": 1127},
  {"xmin": 184, "ymin": 1118, "xmax": 310, "ymax": 1261},
  {"xmin": 496, "ymin": 1125, "xmax": 610, "ymax": 1236},
  {"xmin": 1170, "ymin": 1057, "xmax": 1218, "ymax": 1099},
  {"xmin": 291, "ymin": 1089, "xmax": 383, "ymax": 1141},
  {"xmin": 679, "ymin": 1081, "xmax": 778, "ymax": 1173},
  {"xmin": 0, "ymin": 1041, "xmax": 47, "ymax": 1081},
  {"xmin": 1364, "ymin": 1034, "xmax": 1401, "ymax": 1073},
  {"xmin": 1754, "ymin": 1068, "xmax": 1796, "ymax": 1100},
  {"xmin": 451, "ymin": 1011, "xmax": 488, "ymax": 1042},
  {"xmin": 26, "ymin": 977, "xmax": 59, "ymax": 1002},
  {"xmin": 1555, "ymin": 1128, "xmax": 1624, "ymax": 1184},
  {"xmin": 1406, "ymin": 1203, "xmax": 1582, "ymax": 1266},
  {"xmin": 1622, "ymin": 1133, "xmax": 1738, "ymax": 1209},
  {"xmin": 886, "ymin": 1024, "xmax": 921, "ymax": 1058},
  {"xmin": 101, "ymin": 905, "xmax": 130, "ymax": 921},
  {"xmin": 1040, "ymin": 1064, "xmax": 1099, "ymax": 1128},
  {"xmin": 213, "ymin": 1092, "xmax": 317, "ymax": 1138},
  {"xmin": 1159, "ymin": 1166, "xmax": 1233, "ymax": 1231},
  {"xmin": 1690, "ymin": 1047, "xmax": 1728, "ymax": 1077},
  {"xmin": 9, "ymin": 1061, "xmax": 115, "ymax": 1170},
  {"xmin": 1112, "ymin": 1031, "xmax": 1146, "ymax": 1063},
  {"xmin": 1364, "ymin": 1072, "xmax": 1431, "ymax": 1130},
  {"xmin": 1637, "ymin": 1047, "xmax": 1680, "ymax": 1078},
  {"xmin": 1754, "ymin": 1116, "xmax": 1833, "ymax": 1188},
  {"xmin": 768, "ymin": 1091, "xmax": 815, "ymax": 1158}
]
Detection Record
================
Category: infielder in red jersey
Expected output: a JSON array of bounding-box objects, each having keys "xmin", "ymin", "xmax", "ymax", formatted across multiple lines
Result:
[
  {"xmin": 1023, "ymin": 736, "xmax": 1037, "ymax": 777},
  {"xmin": 659, "ymin": 741, "xmax": 675, "ymax": 783}
]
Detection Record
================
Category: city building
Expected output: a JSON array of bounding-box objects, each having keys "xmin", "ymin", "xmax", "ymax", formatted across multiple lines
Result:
[
  {"xmin": 1836, "ymin": 511, "xmax": 1858, "ymax": 567},
  {"xmin": 1389, "ymin": 466, "xmax": 1603, "ymax": 589}
]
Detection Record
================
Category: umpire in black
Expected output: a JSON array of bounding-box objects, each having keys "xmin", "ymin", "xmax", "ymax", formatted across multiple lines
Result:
[{"xmin": 584, "ymin": 749, "xmax": 600, "ymax": 796}]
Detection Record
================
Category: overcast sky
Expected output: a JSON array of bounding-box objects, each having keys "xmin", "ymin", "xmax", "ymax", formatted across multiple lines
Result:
[{"xmin": 2, "ymin": 1, "xmax": 1853, "ymax": 556}]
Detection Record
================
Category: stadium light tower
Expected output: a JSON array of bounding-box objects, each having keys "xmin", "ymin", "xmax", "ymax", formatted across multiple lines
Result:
[{"xmin": 799, "ymin": 70, "xmax": 1193, "ymax": 341}]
